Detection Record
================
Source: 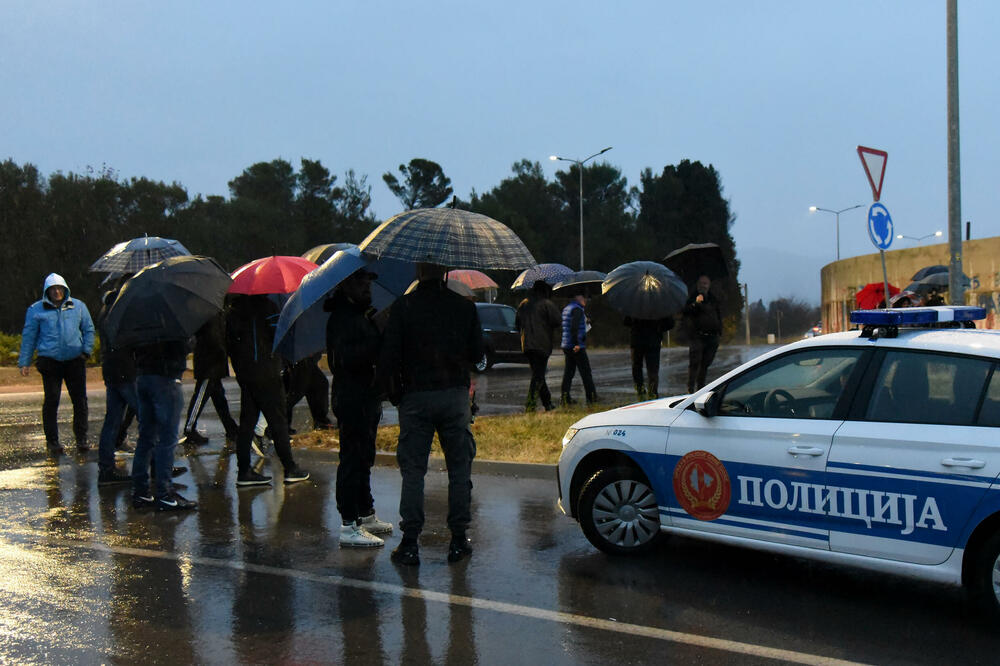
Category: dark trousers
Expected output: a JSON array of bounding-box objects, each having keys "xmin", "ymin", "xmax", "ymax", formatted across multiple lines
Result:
[
  {"xmin": 36, "ymin": 355, "xmax": 88, "ymax": 447},
  {"xmin": 285, "ymin": 362, "xmax": 331, "ymax": 428},
  {"xmin": 235, "ymin": 373, "xmax": 296, "ymax": 474},
  {"xmin": 631, "ymin": 346, "xmax": 661, "ymax": 397},
  {"xmin": 396, "ymin": 388, "xmax": 474, "ymax": 540},
  {"xmin": 561, "ymin": 348, "xmax": 597, "ymax": 402},
  {"xmin": 335, "ymin": 394, "xmax": 381, "ymax": 524},
  {"xmin": 525, "ymin": 350, "xmax": 553, "ymax": 409},
  {"xmin": 687, "ymin": 334, "xmax": 720, "ymax": 393},
  {"xmin": 183, "ymin": 377, "xmax": 238, "ymax": 436},
  {"xmin": 131, "ymin": 374, "xmax": 183, "ymax": 499},
  {"xmin": 98, "ymin": 381, "xmax": 137, "ymax": 471}
]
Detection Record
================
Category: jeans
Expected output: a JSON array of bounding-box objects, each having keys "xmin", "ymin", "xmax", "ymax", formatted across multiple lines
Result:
[
  {"xmin": 132, "ymin": 374, "xmax": 183, "ymax": 499},
  {"xmin": 631, "ymin": 345, "xmax": 661, "ymax": 396},
  {"xmin": 98, "ymin": 381, "xmax": 138, "ymax": 472},
  {"xmin": 561, "ymin": 348, "xmax": 597, "ymax": 402},
  {"xmin": 525, "ymin": 350, "xmax": 553, "ymax": 409},
  {"xmin": 396, "ymin": 388, "xmax": 474, "ymax": 539},
  {"xmin": 36, "ymin": 355, "xmax": 88, "ymax": 447},
  {"xmin": 334, "ymin": 393, "xmax": 381, "ymax": 524},
  {"xmin": 687, "ymin": 333, "xmax": 720, "ymax": 393}
]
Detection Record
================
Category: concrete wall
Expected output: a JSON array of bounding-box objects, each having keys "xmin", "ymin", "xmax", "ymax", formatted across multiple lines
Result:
[{"xmin": 819, "ymin": 236, "xmax": 1000, "ymax": 332}]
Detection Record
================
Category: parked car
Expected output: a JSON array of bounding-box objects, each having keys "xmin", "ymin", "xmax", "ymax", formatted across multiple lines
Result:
[
  {"xmin": 557, "ymin": 306, "xmax": 1000, "ymax": 619},
  {"xmin": 474, "ymin": 303, "xmax": 527, "ymax": 372}
]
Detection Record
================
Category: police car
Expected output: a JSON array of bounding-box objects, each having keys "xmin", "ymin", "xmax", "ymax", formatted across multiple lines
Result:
[{"xmin": 557, "ymin": 306, "xmax": 1000, "ymax": 618}]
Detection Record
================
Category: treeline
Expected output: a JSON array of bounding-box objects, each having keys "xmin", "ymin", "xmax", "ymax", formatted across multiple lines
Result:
[{"xmin": 0, "ymin": 155, "xmax": 741, "ymax": 336}]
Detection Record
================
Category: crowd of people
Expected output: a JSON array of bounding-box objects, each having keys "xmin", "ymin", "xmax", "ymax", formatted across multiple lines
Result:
[{"xmin": 17, "ymin": 267, "xmax": 721, "ymax": 565}]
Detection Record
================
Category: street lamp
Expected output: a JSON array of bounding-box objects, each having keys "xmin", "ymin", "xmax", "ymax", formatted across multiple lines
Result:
[
  {"xmin": 550, "ymin": 146, "xmax": 613, "ymax": 270},
  {"xmin": 896, "ymin": 230, "xmax": 944, "ymax": 242},
  {"xmin": 809, "ymin": 204, "xmax": 865, "ymax": 261}
]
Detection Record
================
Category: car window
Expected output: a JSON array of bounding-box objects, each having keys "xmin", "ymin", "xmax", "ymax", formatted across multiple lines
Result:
[
  {"xmin": 478, "ymin": 307, "xmax": 503, "ymax": 328},
  {"xmin": 496, "ymin": 306, "xmax": 516, "ymax": 329},
  {"xmin": 718, "ymin": 349, "xmax": 863, "ymax": 419},
  {"xmin": 866, "ymin": 351, "xmax": 991, "ymax": 426},
  {"xmin": 976, "ymin": 366, "xmax": 1000, "ymax": 427}
]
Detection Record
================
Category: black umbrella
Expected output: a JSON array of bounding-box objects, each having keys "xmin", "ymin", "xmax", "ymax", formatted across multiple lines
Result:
[
  {"xmin": 552, "ymin": 270, "xmax": 607, "ymax": 297},
  {"xmin": 663, "ymin": 242, "xmax": 729, "ymax": 285},
  {"xmin": 301, "ymin": 242, "xmax": 357, "ymax": 265},
  {"xmin": 911, "ymin": 264, "xmax": 948, "ymax": 281},
  {"xmin": 104, "ymin": 255, "xmax": 232, "ymax": 348},
  {"xmin": 602, "ymin": 261, "xmax": 687, "ymax": 319},
  {"xmin": 912, "ymin": 270, "xmax": 971, "ymax": 291}
]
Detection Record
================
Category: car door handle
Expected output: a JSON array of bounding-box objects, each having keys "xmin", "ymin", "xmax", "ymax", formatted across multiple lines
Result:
[
  {"xmin": 787, "ymin": 446, "xmax": 824, "ymax": 457},
  {"xmin": 941, "ymin": 457, "xmax": 986, "ymax": 469}
]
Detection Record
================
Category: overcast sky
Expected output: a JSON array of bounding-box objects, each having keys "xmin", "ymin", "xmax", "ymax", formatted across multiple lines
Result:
[{"xmin": 3, "ymin": 1, "xmax": 997, "ymax": 304}]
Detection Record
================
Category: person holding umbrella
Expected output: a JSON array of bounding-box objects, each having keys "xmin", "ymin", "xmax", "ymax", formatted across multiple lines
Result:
[
  {"xmin": 682, "ymin": 275, "xmax": 722, "ymax": 394},
  {"xmin": 18, "ymin": 273, "xmax": 96, "ymax": 456},
  {"xmin": 625, "ymin": 316, "xmax": 674, "ymax": 400},
  {"xmin": 560, "ymin": 293, "xmax": 599, "ymax": 406},
  {"xmin": 515, "ymin": 280, "xmax": 561, "ymax": 411},
  {"xmin": 325, "ymin": 268, "xmax": 393, "ymax": 547},
  {"xmin": 96, "ymin": 278, "xmax": 136, "ymax": 484}
]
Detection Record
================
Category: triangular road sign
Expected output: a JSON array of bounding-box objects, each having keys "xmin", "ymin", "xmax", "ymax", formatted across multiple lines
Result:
[{"xmin": 857, "ymin": 145, "xmax": 888, "ymax": 201}]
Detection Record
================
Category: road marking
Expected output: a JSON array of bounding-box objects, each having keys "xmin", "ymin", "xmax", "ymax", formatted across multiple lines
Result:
[{"xmin": 29, "ymin": 535, "xmax": 866, "ymax": 666}]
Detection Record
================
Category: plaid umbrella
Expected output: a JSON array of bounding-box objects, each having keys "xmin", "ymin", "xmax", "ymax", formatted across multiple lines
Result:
[
  {"xmin": 90, "ymin": 236, "xmax": 191, "ymax": 273},
  {"xmin": 510, "ymin": 263, "xmax": 574, "ymax": 290},
  {"xmin": 229, "ymin": 256, "xmax": 319, "ymax": 295},
  {"xmin": 358, "ymin": 208, "xmax": 536, "ymax": 270},
  {"xmin": 602, "ymin": 261, "xmax": 687, "ymax": 319}
]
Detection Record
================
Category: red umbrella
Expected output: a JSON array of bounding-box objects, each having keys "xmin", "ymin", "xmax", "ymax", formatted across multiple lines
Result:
[
  {"xmin": 854, "ymin": 282, "xmax": 900, "ymax": 310},
  {"xmin": 229, "ymin": 256, "xmax": 319, "ymax": 295},
  {"xmin": 446, "ymin": 269, "xmax": 498, "ymax": 290}
]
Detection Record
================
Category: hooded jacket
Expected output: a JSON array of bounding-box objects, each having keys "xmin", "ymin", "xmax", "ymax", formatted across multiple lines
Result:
[{"xmin": 19, "ymin": 273, "xmax": 95, "ymax": 367}]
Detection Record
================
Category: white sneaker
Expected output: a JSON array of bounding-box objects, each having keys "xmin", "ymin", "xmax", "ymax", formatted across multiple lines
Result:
[
  {"xmin": 339, "ymin": 524, "xmax": 384, "ymax": 548},
  {"xmin": 359, "ymin": 513, "xmax": 394, "ymax": 535}
]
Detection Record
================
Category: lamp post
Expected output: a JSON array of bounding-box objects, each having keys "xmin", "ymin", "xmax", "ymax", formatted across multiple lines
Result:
[
  {"xmin": 809, "ymin": 204, "xmax": 864, "ymax": 261},
  {"xmin": 550, "ymin": 146, "xmax": 613, "ymax": 270},
  {"xmin": 895, "ymin": 230, "xmax": 944, "ymax": 243}
]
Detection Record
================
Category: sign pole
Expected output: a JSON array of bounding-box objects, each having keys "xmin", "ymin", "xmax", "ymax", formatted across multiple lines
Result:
[{"xmin": 880, "ymin": 250, "xmax": 891, "ymax": 310}]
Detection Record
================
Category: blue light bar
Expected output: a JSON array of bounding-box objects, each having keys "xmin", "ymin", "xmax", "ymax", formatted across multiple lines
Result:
[{"xmin": 850, "ymin": 306, "xmax": 986, "ymax": 326}]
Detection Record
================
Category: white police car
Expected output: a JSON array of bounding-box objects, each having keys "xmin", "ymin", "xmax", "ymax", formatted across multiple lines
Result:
[{"xmin": 557, "ymin": 306, "xmax": 1000, "ymax": 618}]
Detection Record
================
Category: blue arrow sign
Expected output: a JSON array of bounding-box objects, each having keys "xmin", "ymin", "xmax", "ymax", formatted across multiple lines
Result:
[{"xmin": 867, "ymin": 202, "xmax": 893, "ymax": 251}]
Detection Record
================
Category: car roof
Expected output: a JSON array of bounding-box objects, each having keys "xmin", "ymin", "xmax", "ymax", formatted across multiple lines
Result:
[{"xmin": 783, "ymin": 327, "xmax": 1000, "ymax": 359}]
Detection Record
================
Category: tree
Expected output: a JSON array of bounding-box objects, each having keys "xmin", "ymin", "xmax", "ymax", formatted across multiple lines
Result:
[
  {"xmin": 227, "ymin": 159, "xmax": 302, "ymax": 256},
  {"xmin": 382, "ymin": 158, "xmax": 453, "ymax": 210},
  {"xmin": 333, "ymin": 169, "xmax": 378, "ymax": 243},
  {"xmin": 551, "ymin": 161, "xmax": 634, "ymax": 271}
]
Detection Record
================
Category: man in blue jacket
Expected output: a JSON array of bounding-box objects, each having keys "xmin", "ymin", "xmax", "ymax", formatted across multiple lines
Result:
[
  {"xmin": 560, "ymin": 293, "xmax": 598, "ymax": 406},
  {"xmin": 18, "ymin": 273, "xmax": 96, "ymax": 455}
]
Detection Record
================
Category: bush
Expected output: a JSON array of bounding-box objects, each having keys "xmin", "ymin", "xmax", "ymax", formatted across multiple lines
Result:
[{"xmin": 0, "ymin": 333, "xmax": 20, "ymax": 366}]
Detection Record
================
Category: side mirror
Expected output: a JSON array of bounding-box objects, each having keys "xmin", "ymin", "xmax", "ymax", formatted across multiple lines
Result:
[{"xmin": 693, "ymin": 390, "xmax": 719, "ymax": 417}]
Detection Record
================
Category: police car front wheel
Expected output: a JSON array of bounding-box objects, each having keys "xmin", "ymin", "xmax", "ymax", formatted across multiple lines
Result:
[
  {"xmin": 578, "ymin": 466, "xmax": 662, "ymax": 555},
  {"xmin": 969, "ymin": 529, "xmax": 1000, "ymax": 621}
]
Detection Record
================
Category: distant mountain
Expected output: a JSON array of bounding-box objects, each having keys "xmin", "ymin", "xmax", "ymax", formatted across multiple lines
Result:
[{"xmin": 737, "ymin": 246, "xmax": 823, "ymax": 305}]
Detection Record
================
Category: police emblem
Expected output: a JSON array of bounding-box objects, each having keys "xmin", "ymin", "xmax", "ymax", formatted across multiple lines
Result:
[{"xmin": 672, "ymin": 450, "xmax": 731, "ymax": 521}]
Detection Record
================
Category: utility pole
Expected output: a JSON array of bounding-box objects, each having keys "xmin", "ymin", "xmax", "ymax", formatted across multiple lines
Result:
[{"xmin": 947, "ymin": 0, "xmax": 965, "ymax": 303}]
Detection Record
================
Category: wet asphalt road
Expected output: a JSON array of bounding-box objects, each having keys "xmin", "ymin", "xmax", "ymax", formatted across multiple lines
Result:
[{"xmin": 1, "ymin": 346, "xmax": 998, "ymax": 664}]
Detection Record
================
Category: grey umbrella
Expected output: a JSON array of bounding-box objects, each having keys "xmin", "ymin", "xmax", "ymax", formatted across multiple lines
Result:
[
  {"xmin": 358, "ymin": 208, "xmax": 536, "ymax": 270},
  {"xmin": 90, "ymin": 235, "xmax": 191, "ymax": 273},
  {"xmin": 602, "ymin": 261, "xmax": 687, "ymax": 319}
]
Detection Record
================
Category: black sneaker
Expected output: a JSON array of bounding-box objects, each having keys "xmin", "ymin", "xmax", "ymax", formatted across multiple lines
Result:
[
  {"xmin": 150, "ymin": 466, "xmax": 187, "ymax": 481},
  {"xmin": 236, "ymin": 470, "xmax": 272, "ymax": 487},
  {"xmin": 447, "ymin": 536, "xmax": 473, "ymax": 563},
  {"xmin": 132, "ymin": 493, "xmax": 155, "ymax": 509},
  {"xmin": 283, "ymin": 466, "xmax": 310, "ymax": 484},
  {"xmin": 155, "ymin": 491, "xmax": 197, "ymax": 511},
  {"xmin": 181, "ymin": 430, "xmax": 209, "ymax": 446},
  {"xmin": 76, "ymin": 441, "xmax": 91, "ymax": 453},
  {"xmin": 98, "ymin": 469, "xmax": 131, "ymax": 486},
  {"xmin": 47, "ymin": 443, "xmax": 65, "ymax": 457},
  {"xmin": 391, "ymin": 541, "xmax": 420, "ymax": 566}
]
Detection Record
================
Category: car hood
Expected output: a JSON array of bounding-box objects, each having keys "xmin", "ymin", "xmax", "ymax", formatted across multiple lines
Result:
[{"xmin": 570, "ymin": 394, "xmax": 689, "ymax": 429}]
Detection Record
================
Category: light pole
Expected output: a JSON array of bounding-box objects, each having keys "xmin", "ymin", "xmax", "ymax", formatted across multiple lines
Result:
[
  {"xmin": 550, "ymin": 146, "xmax": 613, "ymax": 270},
  {"xmin": 809, "ymin": 204, "xmax": 864, "ymax": 261},
  {"xmin": 895, "ymin": 230, "xmax": 944, "ymax": 243}
]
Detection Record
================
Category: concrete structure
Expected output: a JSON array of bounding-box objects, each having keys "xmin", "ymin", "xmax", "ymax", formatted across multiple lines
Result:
[{"xmin": 820, "ymin": 236, "xmax": 1000, "ymax": 332}]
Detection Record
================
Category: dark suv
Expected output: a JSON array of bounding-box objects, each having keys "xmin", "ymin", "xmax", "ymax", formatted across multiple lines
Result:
[{"xmin": 474, "ymin": 303, "xmax": 527, "ymax": 372}]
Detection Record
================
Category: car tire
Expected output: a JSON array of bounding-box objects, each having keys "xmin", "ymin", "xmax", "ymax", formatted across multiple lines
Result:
[
  {"xmin": 577, "ymin": 466, "xmax": 662, "ymax": 556},
  {"xmin": 969, "ymin": 529, "xmax": 1000, "ymax": 621},
  {"xmin": 474, "ymin": 352, "xmax": 492, "ymax": 374}
]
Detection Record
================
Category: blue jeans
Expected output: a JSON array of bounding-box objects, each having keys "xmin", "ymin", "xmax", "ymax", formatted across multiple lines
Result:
[
  {"xmin": 98, "ymin": 381, "xmax": 138, "ymax": 472},
  {"xmin": 132, "ymin": 374, "xmax": 183, "ymax": 499}
]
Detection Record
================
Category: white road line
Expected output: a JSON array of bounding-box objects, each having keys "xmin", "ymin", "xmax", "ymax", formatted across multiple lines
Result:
[{"xmin": 27, "ymin": 535, "xmax": 866, "ymax": 666}]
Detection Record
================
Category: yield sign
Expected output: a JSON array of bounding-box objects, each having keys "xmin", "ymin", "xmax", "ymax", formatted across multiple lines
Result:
[{"xmin": 857, "ymin": 145, "xmax": 888, "ymax": 201}]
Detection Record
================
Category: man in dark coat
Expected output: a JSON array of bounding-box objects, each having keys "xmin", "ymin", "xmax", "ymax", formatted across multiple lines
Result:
[
  {"xmin": 181, "ymin": 312, "xmax": 238, "ymax": 445},
  {"xmin": 379, "ymin": 263, "xmax": 484, "ymax": 566},
  {"xmin": 625, "ymin": 315, "xmax": 674, "ymax": 400},
  {"xmin": 682, "ymin": 275, "xmax": 722, "ymax": 393},
  {"xmin": 96, "ymin": 282, "xmax": 136, "ymax": 485},
  {"xmin": 325, "ymin": 268, "xmax": 392, "ymax": 547},
  {"xmin": 515, "ymin": 280, "xmax": 561, "ymax": 411}
]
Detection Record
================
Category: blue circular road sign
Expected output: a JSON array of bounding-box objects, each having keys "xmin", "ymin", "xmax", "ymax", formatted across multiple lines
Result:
[{"xmin": 867, "ymin": 202, "xmax": 893, "ymax": 250}]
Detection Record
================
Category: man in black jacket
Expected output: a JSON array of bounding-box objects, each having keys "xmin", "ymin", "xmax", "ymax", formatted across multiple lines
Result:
[
  {"xmin": 326, "ymin": 269, "xmax": 392, "ymax": 547},
  {"xmin": 683, "ymin": 275, "xmax": 722, "ymax": 393},
  {"xmin": 379, "ymin": 263, "xmax": 484, "ymax": 565},
  {"xmin": 625, "ymin": 315, "xmax": 674, "ymax": 400},
  {"xmin": 180, "ymin": 313, "xmax": 238, "ymax": 445},
  {"xmin": 96, "ymin": 283, "xmax": 135, "ymax": 485},
  {"xmin": 515, "ymin": 280, "xmax": 561, "ymax": 411}
]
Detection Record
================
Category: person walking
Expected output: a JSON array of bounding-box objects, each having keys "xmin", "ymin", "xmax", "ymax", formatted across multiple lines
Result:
[
  {"xmin": 130, "ymin": 339, "xmax": 197, "ymax": 511},
  {"xmin": 683, "ymin": 275, "xmax": 722, "ymax": 393},
  {"xmin": 325, "ymin": 268, "xmax": 393, "ymax": 548},
  {"xmin": 226, "ymin": 295, "xmax": 310, "ymax": 487},
  {"xmin": 625, "ymin": 316, "xmax": 674, "ymax": 400},
  {"xmin": 515, "ymin": 280, "xmax": 561, "ymax": 411},
  {"xmin": 18, "ymin": 273, "xmax": 96, "ymax": 456},
  {"xmin": 560, "ymin": 293, "xmax": 598, "ymax": 406},
  {"xmin": 180, "ymin": 313, "xmax": 239, "ymax": 446},
  {"xmin": 379, "ymin": 263, "xmax": 484, "ymax": 566},
  {"xmin": 96, "ymin": 282, "xmax": 136, "ymax": 485}
]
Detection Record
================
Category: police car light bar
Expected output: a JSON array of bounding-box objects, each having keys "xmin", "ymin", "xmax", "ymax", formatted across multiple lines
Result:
[{"xmin": 850, "ymin": 306, "xmax": 986, "ymax": 326}]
